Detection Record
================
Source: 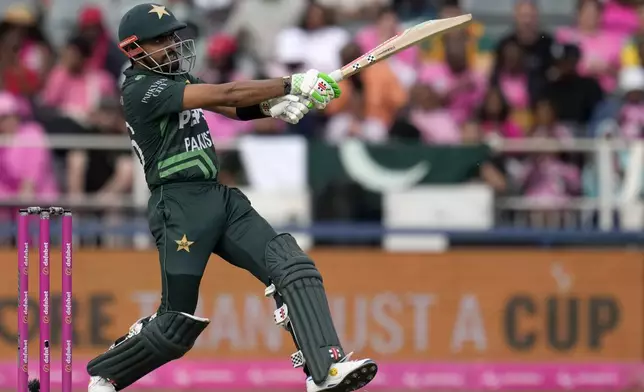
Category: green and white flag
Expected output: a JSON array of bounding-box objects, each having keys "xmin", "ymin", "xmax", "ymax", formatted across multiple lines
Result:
[{"xmin": 308, "ymin": 140, "xmax": 492, "ymax": 193}]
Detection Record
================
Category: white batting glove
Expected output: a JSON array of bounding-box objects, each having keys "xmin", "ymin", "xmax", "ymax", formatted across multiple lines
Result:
[
  {"xmin": 261, "ymin": 94, "xmax": 313, "ymax": 125},
  {"xmin": 290, "ymin": 69, "xmax": 342, "ymax": 110}
]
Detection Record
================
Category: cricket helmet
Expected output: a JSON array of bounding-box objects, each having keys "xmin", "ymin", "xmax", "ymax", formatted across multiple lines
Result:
[{"xmin": 118, "ymin": 3, "xmax": 196, "ymax": 75}]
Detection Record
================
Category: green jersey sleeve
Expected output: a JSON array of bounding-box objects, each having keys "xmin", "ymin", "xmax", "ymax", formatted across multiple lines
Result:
[
  {"xmin": 187, "ymin": 74, "xmax": 205, "ymax": 85},
  {"xmin": 124, "ymin": 76, "xmax": 186, "ymax": 120}
]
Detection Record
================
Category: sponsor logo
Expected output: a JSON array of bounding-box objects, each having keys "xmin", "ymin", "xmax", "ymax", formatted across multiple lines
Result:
[
  {"xmin": 119, "ymin": 35, "xmax": 139, "ymax": 48},
  {"xmin": 179, "ymin": 108, "xmax": 206, "ymax": 130},
  {"xmin": 317, "ymin": 81, "xmax": 328, "ymax": 92},
  {"xmin": 42, "ymin": 291, "xmax": 49, "ymax": 323},
  {"xmin": 141, "ymin": 79, "xmax": 169, "ymax": 104},
  {"xmin": 328, "ymin": 347, "xmax": 341, "ymax": 361},
  {"xmin": 183, "ymin": 130, "xmax": 213, "ymax": 153}
]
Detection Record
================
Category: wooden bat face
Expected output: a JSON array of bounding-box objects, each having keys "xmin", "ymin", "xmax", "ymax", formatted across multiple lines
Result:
[{"xmin": 330, "ymin": 14, "xmax": 472, "ymax": 81}]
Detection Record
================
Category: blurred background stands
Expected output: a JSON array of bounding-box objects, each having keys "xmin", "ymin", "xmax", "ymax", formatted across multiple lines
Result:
[{"xmin": 0, "ymin": 0, "xmax": 641, "ymax": 249}]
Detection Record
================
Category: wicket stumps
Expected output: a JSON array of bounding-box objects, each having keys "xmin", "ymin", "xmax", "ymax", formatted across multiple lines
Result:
[{"xmin": 18, "ymin": 207, "xmax": 73, "ymax": 392}]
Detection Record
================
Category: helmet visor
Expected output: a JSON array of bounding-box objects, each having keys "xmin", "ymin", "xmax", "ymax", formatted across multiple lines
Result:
[{"xmin": 131, "ymin": 32, "xmax": 196, "ymax": 75}]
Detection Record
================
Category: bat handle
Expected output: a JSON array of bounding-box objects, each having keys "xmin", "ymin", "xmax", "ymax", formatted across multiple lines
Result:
[{"xmin": 329, "ymin": 69, "xmax": 343, "ymax": 82}]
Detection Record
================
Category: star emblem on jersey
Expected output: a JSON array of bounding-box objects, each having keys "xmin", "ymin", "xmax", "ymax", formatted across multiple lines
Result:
[
  {"xmin": 149, "ymin": 4, "xmax": 170, "ymax": 19},
  {"xmin": 175, "ymin": 234, "xmax": 194, "ymax": 252}
]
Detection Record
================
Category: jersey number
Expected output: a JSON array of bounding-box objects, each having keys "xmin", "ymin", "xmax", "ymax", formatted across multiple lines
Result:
[{"xmin": 127, "ymin": 122, "xmax": 145, "ymax": 167}]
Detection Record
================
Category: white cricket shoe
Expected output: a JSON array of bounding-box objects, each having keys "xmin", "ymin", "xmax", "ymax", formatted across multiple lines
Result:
[
  {"xmin": 88, "ymin": 376, "xmax": 116, "ymax": 392},
  {"xmin": 306, "ymin": 353, "xmax": 378, "ymax": 392}
]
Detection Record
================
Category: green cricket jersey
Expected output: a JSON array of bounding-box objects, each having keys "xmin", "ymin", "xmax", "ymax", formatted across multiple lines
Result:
[{"xmin": 121, "ymin": 67, "xmax": 219, "ymax": 189}]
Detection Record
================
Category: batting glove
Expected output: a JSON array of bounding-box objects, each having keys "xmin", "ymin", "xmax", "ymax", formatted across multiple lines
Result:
[
  {"xmin": 261, "ymin": 94, "xmax": 312, "ymax": 125},
  {"xmin": 290, "ymin": 69, "xmax": 342, "ymax": 110}
]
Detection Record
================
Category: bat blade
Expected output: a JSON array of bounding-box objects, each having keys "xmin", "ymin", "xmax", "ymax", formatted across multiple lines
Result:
[{"xmin": 329, "ymin": 14, "xmax": 472, "ymax": 81}]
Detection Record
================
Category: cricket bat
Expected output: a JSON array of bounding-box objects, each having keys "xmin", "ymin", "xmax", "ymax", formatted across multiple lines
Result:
[{"xmin": 329, "ymin": 14, "xmax": 473, "ymax": 82}]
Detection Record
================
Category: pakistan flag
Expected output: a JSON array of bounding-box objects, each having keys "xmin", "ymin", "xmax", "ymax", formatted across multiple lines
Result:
[{"xmin": 308, "ymin": 140, "xmax": 491, "ymax": 222}]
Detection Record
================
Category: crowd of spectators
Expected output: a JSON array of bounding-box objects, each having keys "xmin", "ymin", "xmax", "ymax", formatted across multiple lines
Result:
[{"xmin": 0, "ymin": 0, "xmax": 643, "ymax": 212}]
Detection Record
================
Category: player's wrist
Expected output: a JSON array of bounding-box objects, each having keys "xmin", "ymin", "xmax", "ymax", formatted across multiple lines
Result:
[{"xmin": 282, "ymin": 76, "xmax": 292, "ymax": 96}]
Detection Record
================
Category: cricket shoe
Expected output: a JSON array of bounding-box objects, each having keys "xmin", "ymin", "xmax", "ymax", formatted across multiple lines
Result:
[
  {"xmin": 306, "ymin": 352, "xmax": 378, "ymax": 392},
  {"xmin": 88, "ymin": 376, "xmax": 116, "ymax": 392}
]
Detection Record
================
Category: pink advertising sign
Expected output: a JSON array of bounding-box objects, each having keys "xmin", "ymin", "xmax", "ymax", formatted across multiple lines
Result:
[{"xmin": 1, "ymin": 361, "xmax": 642, "ymax": 390}]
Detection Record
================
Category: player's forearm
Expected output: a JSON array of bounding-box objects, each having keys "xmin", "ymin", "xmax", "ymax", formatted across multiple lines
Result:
[
  {"xmin": 184, "ymin": 79, "xmax": 286, "ymax": 109},
  {"xmin": 206, "ymin": 106, "xmax": 240, "ymax": 120},
  {"xmin": 216, "ymin": 79, "xmax": 287, "ymax": 107}
]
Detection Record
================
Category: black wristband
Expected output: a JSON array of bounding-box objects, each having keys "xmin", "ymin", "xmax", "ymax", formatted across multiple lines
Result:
[
  {"xmin": 283, "ymin": 76, "xmax": 292, "ymax": 96},
  {"xmin": 236, "ymin": 104, "xmax": 268, "ymax": 121}
]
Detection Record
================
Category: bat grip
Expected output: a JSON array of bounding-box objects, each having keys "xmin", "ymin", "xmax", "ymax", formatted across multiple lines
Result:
[{"xmin": 329, "ymin": 69, "xmax": 343, "ymax": 82}]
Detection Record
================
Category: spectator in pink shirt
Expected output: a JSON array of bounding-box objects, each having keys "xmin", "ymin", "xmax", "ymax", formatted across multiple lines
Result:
[
  {"xmin": 584, "ymin": 67, "xmax": 644, "ymax": 201},
  {"xmin": 0, "ymin": 92, "xmax": 58, "ymax": 203},
  {"xmin": 518, "ymin": 98, "xmax": 580, "ymax": 227},
  {"xmin": 476, "ymin": 87, "xmax": 523, "ymax": 142},
  {"xmin": 407, "ymin": 84, "xmax": 461, "ymax": 144},
  {"xmin": 557, "ymin": 0, "xmax": 624, "ymax": 92},
  {"xmin": 418, "ymin": 33, "xmax": 485, "ymax": 125},
  {"xmin": 40, "ymin": 36, "xmax": 116, "ymax": 127},
  {"xmin": 520, "ymin": 151, "xmax": 582, "ymax": 227},
  {"xmin": 616, "ymin": 92, "xmax": 644, "ymax": 140},
  {"xmin": 597, "ymin": 66, "xmax": 644, "ymax": 140},
  {"xmin": 490, "ymin": 39, "xmax": 532, "ymax": 130},
  {"xmin": 530, "ymin": 98, "xmax": 575, "ymax": 140},
  {"xmin": 602, "ymin": 0, "xmax": 641, "ymax": 39}
]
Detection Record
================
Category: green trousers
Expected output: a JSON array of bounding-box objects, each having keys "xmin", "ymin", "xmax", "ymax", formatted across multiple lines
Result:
[{"xmin": 147, "ymin": 182, "xmax": 278, "ymax": 314}]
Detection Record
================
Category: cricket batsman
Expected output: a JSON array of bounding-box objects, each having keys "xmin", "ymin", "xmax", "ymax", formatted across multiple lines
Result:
[{"xmin": 86, "ymin": 3, "xmax": 378, "ymax": 392}]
